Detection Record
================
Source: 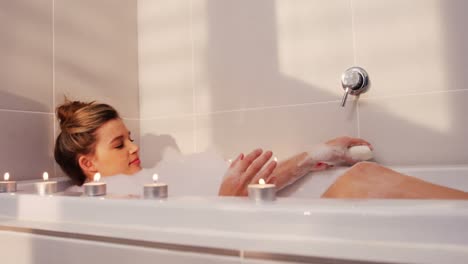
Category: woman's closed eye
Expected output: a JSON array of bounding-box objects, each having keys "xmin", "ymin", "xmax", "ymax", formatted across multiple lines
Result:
[
  {"xmin": 115, "ymin": 141, "xmax": 124, "ymax": 149},
  {"xmin": 115, "ymin": 138, "xmax": 134, "ymax": 149}
]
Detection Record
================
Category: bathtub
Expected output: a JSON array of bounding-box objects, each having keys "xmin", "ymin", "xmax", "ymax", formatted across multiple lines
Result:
[{"xmin": 0, "ymin": 165, "xmax": 467, "ymax": 264}]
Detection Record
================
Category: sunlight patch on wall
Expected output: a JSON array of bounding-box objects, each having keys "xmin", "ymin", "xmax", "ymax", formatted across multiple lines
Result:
[
  {"xmin": 275, "ymin": 1, "xmax": 354, "ymax": 96},
  {"xmin": 138, "ymin": 0, "xmax": 193, "ymax": 118},
  {"xmin": 356, "ymin": 0, "xmax": 450, "ymax": 133}
]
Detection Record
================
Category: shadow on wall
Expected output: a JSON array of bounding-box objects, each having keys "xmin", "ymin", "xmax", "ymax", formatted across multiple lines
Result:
[
  {"xmin": 140, "ymin": 133, "xmax": 180, "ymax": 169},
  {"xmin": 202, "ymin": 0, "xmax": 468, "ymax": 166}
]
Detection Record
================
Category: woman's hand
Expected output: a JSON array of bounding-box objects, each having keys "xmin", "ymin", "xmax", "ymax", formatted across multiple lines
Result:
[
  {"xmin": 325, "ymin": 136, "xmax": 373, "ymax": 164},
  {"xmin": 218, "ymin": 149, "xmax": 277, "ymax": 196},
  {"xmin": 300, "ymin": 136, "xmax": 373, "ymax": 169}
]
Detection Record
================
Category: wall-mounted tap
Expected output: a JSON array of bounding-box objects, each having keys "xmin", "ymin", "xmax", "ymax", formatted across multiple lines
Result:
[{"xmin": 341, "ymin": 67, "xmax": 369, "ymax": 107}]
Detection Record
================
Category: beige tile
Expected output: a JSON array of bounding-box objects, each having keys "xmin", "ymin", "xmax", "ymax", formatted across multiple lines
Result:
[
  {"xmin": 353, "ymin": 0, "xmax": 468, "ymax": 97},
  {"xmin": 138, "ymin": 0, "xmax": 192, "ymax": 118},
  {"xmin": 193, "ymin": 0, "xmax": 354, "ymax": 113},
  {"xmin": 359, "ymin": 90, "xmax": 468, "ymax": 165},
  {"xmin": 0, "ymin": 111, "xmax": 55, "ymax": 181},
  {"xmin": 140, "ymin": 116, "xmax": 195, "ymax": 168},
  {"xmin": 54, "ymin": 0, "xmax": 139, "ymax": 118},
  {"xmin": 0, "ymin": 0, "xmax": 53, "ymax": 112},
  {"xmin": 196, "ymin": 102, "xmax": 358, "ymax": 160}
]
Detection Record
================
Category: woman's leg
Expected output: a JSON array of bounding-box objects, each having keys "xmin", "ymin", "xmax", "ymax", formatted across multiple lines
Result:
[{"xmin": 322, "ymin": 162, "xmax": 468, "ymax": 199}]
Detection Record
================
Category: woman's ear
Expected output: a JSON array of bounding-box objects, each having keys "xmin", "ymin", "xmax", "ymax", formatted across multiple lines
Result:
[{"xmin": 78, "ymin": 155, "xmax": 98, "ymax": 178}]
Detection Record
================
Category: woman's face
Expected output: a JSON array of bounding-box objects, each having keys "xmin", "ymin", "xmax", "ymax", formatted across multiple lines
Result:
[{"xmin": 89, "ymin": 118, "xmax": 141, "ymax": 177}]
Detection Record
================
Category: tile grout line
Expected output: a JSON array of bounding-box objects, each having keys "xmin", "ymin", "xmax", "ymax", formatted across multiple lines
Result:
[
  {"xmin": 350, "ymin": 0, "xmax": 357, "ymax": 66},
  {"xmin": 133, "ymin": 1, "xmax": 145, "ymax": 158},
  {"xmin": 140, "ymin": 100, "xmax": 343, "ymax": 121},
  {"xmin": 138, "ymin": 88, "xmax": 468, "ymax": 121},
  {"xmin": 52, "ymin": 0, "xmax": 57, "ymax": 178},
  {"xmin": 189, "ymin": 0, "xmax": 197, "ymax": 153},
  {"xmin": 135, "ymin": 0, "xmax": 142, "ymax": 147},
  {"xmin": 0, "ymin": 109, "xmax": 54, "ymax": 115},
  {"xmin": 350, "ymin": 0, "xmax": 361, "ymax": 138},
  {"xmin": 360, "ymin": 88, "xmax": 468, "ymax": 101}
]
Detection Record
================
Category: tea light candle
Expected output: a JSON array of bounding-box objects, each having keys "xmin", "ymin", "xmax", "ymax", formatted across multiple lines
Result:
[
  {"xmin": 143, "ymin": 173, "xmax": 168, "ymax": 199},
  {"xmin": 35, "ymin": 172, "xmax": 57, "ymax": 195},
  {"xmin": 84, "ymin": 173, "xmax": 106, "ymax": 196},
  {"xmin": 248, "ymin": 178, "xmax": 276, "ymax": 203},
  {"xmin": 0, "ymin": 172, "xmax": 17, "ymax": 193}
]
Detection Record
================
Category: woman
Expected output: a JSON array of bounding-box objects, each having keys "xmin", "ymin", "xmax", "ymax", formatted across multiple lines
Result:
[{"xmin": 54, "ymin": 100, "xmax": 468, "ymax": 199}]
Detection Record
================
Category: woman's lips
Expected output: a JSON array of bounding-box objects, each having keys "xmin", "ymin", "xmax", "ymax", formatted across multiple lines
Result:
[{"xmin": 129, "ymin": 158, "xmax": 141, "ymax": 165}]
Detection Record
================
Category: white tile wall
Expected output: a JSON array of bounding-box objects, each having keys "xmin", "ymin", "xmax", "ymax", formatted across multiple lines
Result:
[
  {"xmin": 140, "ymin": 0, "xmax": 468, "ymax": 168},
  {"xmin": 54, "ymin": 0, "xmax": 139, "ymax": 119},
  {"xmin": 360, "ymin": 90, "xmax": 468, "ymax": 166},
  {"xmin": 192, "ymin": 0, "xmax": 354, "ymax": 114},
  {"xmin": 0, "ymin": 112, "xmax": 55, "ymax": 181},
  {"xmin": 140, "ymin": 116, "xmax": 195, "ymax": 168},
  {"xmin": 0, "ymin": 0, "xmax": 139, "ymax": 180},
  {"xmin": 196, "ymin": 103, "xmax": 357, "ymax": 160},
  {"xmin": 0, "ymin": 0, "xmax": 53, "ymax": 113},
  {"xmin": 138, "ymin": 0, "xmax": 193, "ymax": 118},
  {"xmin": 2, "ymin": 0, "xmax": 468, "ymax": 178},
  {"xmin": 353, "ymin": 0, "xmax": 449, "ymax": 97}
]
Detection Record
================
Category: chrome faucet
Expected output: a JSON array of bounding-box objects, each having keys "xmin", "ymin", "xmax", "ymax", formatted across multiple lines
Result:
[{"xmin": 341, "ymin": 67, "xmax": 369, "ymax": 107}]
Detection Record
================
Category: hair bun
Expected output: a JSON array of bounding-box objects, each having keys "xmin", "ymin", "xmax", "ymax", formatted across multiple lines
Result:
[{"xmin": 56, "ymin": 100, "xmax": 92, "ymax": 133}]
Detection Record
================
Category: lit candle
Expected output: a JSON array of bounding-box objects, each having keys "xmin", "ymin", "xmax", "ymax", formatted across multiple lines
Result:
[
  {"xmin": 35, "ymin": 172, "xmax": 57, "ymax": 195},
  {"xmin": 143, "ymin": 173, "xmax": 168, "ymax": 199},
  {"xmin": 83, "ymin": 173, "xmax": 106, "ymax": 196},
  {"xmin": 248, "ymin": 178, "xmax": 276, "ymax": 203},
  {"xmin": 0, "ymin": 172, "xmax": 17, "ymax": 193}
]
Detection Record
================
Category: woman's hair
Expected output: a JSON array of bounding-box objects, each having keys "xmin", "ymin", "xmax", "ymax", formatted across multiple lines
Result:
[{"xmin": 54, "ymin": 100, "xmax": 120, "ymax": 185}]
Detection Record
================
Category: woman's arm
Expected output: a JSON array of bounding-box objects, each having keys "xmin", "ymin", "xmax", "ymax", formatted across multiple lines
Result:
[{"xmin": 218, "ymin": 136, "xmax": 372, "ymax": 196}]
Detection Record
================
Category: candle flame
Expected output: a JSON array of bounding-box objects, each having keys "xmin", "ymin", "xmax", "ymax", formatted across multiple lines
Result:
[
  {"xmin": 4, "ymin": 172, "xmax": 10, "ymax": 181},
  {"xmin": 259, "ymin": 178, "xmax": 266, "ymax": 185},
  {"xmin": 273, "ymin": 157, "xmax": 278, "ymax": 162},
  {"xmin": 94, "ymin": 173, "xmax": 101, "ymax": 182},
  {"xmin": 227, "ymin": 159, "xmax": 232, "ymax": 163},
  {"xmin": 152, "ymin": 173, "xmax": 158, "ymax": 182},
  {"xmin": 43, "ymin": 172, "xmax": 49, "ymax": 181}
]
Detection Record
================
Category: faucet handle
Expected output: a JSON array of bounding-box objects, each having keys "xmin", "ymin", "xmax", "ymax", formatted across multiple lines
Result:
[
  {"xmin": 341, "ymin": 87, "xmax": 350, "ymax": 107},
  {"xmin": 340, "ymin": 67, "xmax": 369, "ymax": 107}
]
